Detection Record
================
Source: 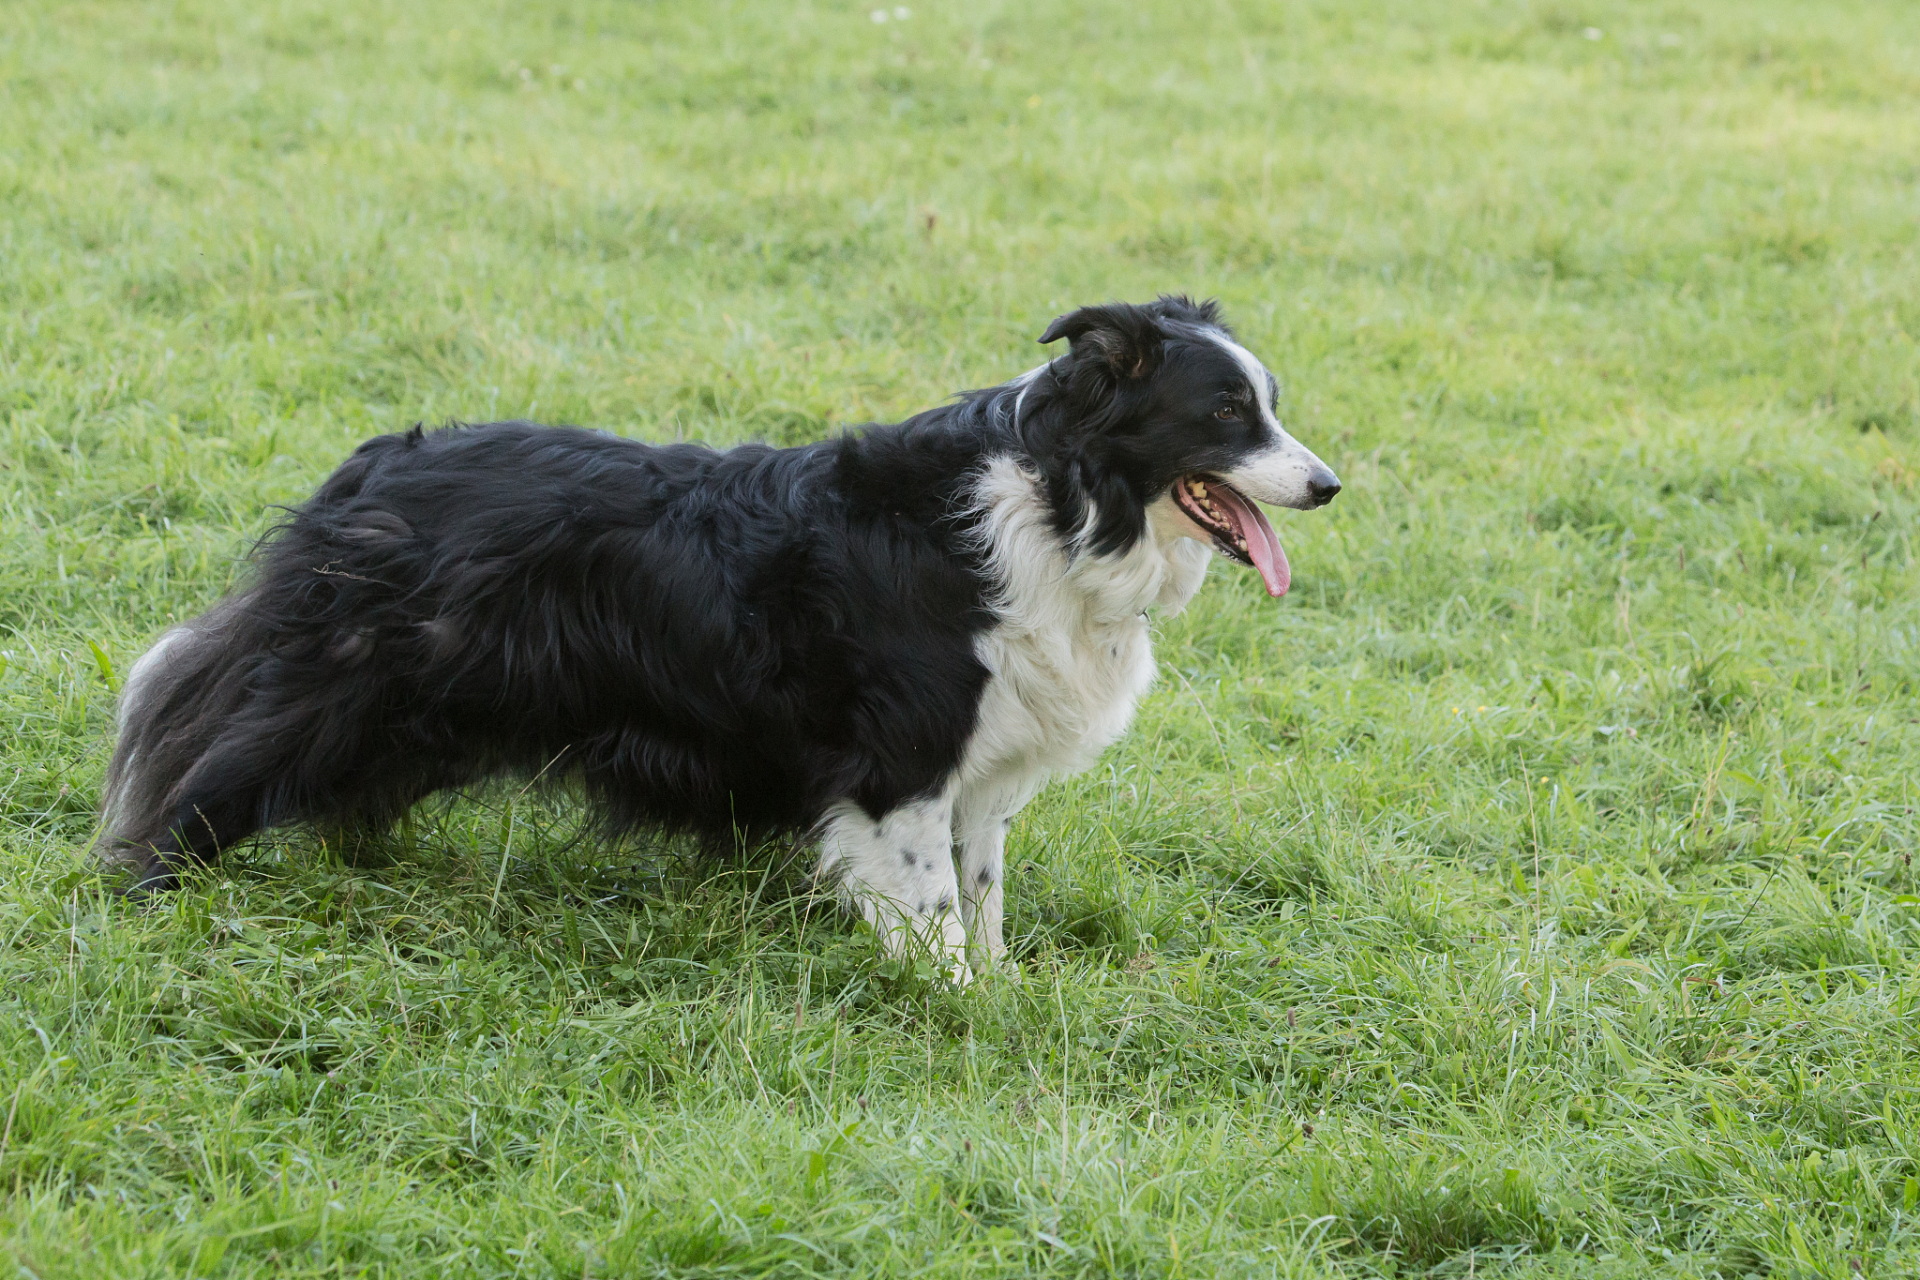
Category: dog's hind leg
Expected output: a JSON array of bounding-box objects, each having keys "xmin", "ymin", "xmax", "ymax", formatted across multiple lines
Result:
[
  {"xmin": 817, "ymin": 793, "xmax": 971, "ymax": 985},
  {"xmin": 116, "ymin": 693, "xmax": 388, "ymax": 894}
]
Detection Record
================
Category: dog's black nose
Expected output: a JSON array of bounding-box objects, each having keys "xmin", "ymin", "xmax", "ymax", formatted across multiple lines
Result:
[{"xmin": 1307, "ymin": 468, "xmax": 1342, "ymax": 507}]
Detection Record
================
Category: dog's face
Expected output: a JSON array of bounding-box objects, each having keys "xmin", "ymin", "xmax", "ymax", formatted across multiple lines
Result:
[{"xmin": 1035, "ymin": 296, "xmax": 1340, "ymax": 596}]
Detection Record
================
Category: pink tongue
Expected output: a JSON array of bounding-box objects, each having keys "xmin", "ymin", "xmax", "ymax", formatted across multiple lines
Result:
[{"xmin": 1206, "ymin": 484, "xmax": 1290, "ymax": 597}]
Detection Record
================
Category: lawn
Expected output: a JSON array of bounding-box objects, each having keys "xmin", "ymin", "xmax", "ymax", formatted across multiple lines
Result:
[{"xmin": 4, "ymin": 0, "xmax": 1920, "ymax": 1274}]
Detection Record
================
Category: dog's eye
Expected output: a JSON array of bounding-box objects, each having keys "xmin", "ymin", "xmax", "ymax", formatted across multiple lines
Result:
[{"xmin": 1214, "ymin": 405, "xmax": 1239, "ymax": 421}]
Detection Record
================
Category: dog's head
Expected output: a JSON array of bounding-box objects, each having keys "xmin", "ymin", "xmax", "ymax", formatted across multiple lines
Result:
[{"xmin": 1027, "ymin": 295, "xmax": 1339, "ymax": 597}]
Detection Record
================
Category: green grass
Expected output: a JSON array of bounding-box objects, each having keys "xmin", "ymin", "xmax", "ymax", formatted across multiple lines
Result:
[{"xmin": 4, "ymin": 0, "xmax": 1920, "ymax": 1274}]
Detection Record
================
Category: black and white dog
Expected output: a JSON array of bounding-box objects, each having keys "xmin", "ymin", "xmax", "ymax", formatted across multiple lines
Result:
[{"xmin": 103, "ymin": 296, "xmax": 1338, "ymax": 979}]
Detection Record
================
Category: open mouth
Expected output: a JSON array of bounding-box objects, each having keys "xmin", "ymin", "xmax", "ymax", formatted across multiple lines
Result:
[{"xmin": 1173, "ymin": 476, "xmax": 1291, "ymax": 597}]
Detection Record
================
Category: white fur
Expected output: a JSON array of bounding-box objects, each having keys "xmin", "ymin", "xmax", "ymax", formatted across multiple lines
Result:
[
  {"xmin": 1199, "ymin": 327, "xmax": 1333, "ymax": 510},
  {"xmin": 118, "ymin": 623, "xmax": 190, "ymax": 731},
  {"xmin": 816, "ymin": 791, "xmax": 971, "ymax": 984},
  {"xmin": 100, "ymin": 623, "xmax": 192, "ymax": 834},
  {"xmin": 1006, "ymin": 360, "xmax": 1051, "ymax": 430}
]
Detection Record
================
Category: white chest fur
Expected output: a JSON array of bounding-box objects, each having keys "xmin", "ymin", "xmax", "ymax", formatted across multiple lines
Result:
[{"xmin": 958, "ymin": 457, "xmax": 1211, "ymax": 792}]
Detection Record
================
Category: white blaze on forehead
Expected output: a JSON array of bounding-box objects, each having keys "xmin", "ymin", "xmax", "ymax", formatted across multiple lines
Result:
[
  {"xmin": 1199, "ymin": 327, "xmax": 1284, "ymax": 435},
  {"xmin": 1191, "ymin": 326, "xmax": 1331, "ymax": 512}
]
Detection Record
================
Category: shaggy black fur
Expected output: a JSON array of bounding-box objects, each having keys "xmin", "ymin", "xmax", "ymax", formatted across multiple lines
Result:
[{"xmin": 102, "ymin": 295, "xmax": 1292, "ymax": 890}]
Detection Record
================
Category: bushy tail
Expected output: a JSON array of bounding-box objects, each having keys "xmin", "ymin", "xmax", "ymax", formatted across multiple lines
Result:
[{"xmin": 98, "ymin": 595, "xmax": 261, "ymax": 874}]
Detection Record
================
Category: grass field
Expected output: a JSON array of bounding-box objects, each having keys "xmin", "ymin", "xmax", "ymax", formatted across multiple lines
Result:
[{"xmin": 5, "ymin": 0, "xmax": 1920, "ymax": 1274}]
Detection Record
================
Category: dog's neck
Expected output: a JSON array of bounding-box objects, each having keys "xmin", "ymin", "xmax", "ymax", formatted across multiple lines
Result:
[{"xmin": 970, "ymin": 456, "xmax": 1211, "ymax": 630}]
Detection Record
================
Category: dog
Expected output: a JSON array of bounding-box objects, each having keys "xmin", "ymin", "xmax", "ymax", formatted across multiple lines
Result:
[{"xmin": 101, "ymin": 296, "xmax": 1339, "ymax": 980}]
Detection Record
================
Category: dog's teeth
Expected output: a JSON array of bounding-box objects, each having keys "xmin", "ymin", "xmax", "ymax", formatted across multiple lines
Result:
[{"xmin": 1182, "ymin": 478, "xmax": 1246, "ymax": 547}]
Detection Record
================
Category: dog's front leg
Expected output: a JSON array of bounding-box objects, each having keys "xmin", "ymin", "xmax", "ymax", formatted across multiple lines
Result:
[
  {"xmin": 819, "ymin": 794, "xmax": 971, "ymax": 985},
  {"xmin": 955, "ymin": 809, "xmax": 1009, "ymax": 968},
  {"xmin": 955, "ymin": 775, "xmax": 1044, "ymax": 969}
]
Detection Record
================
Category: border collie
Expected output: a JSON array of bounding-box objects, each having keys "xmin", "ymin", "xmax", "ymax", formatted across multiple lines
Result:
[{"xmin": 102, "ymin": 296, "xmax": 1338, "ymax": 980}]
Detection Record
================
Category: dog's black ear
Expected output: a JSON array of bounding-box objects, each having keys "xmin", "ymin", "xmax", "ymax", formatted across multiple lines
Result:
[{"xmin": 1038, "ymin": 303, "xmax": 1165, "ymax": 380}]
